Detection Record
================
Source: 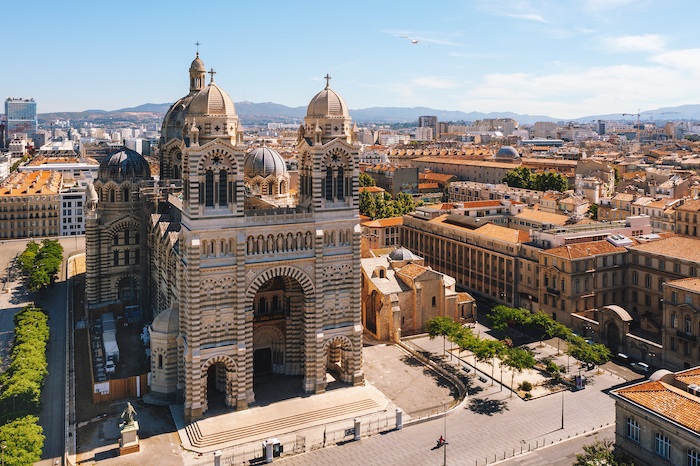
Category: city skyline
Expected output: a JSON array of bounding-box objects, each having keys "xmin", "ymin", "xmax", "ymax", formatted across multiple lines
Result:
[{"xmin": 4, "ymin": 0, "xmax": 700, "ymax": 118}]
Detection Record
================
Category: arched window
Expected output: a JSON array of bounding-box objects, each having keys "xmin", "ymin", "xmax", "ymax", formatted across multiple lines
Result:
[
  {"xmin": 123, "ymin": 187, "xmax": 130, "ymax": 202},
  {"xmin": 272, "ymin": 295, "xmax": 279, "ymax": 313},
  {"xmin": 113, "ymin": 250, "xmax": 119, "ymax": 266},
  {"xmin": 336, "ymin": 167, "xmax": 344, "ymax": 200},
  {"xmin": 260, "ymin": 297, "xmax": 267, "ymax": 314},
  {"xmin": 432, "ymin": 296, "xmax": 437, "ymax": 307},
  {"xmin": 218, "ymin": 170, "xmax": 227, "ymax": 207},
  {"xmin": 325, "ymin": 167, "xmax": 333, "ymax": 200},
  {"xmin": 124, "ymin": 249, "xmax": 130, "ymax": 265},
  {"xmin": 158, "ymin": 354, "xmax": 163, "ymax": 369},
  {"xmin": 109, "ymin": 189, "xmax": 115, "ymax": 203},
  {"xmin": 205, "ymin": 170, "xmax": 214, "ymax": 207},
  {"xmin": 124, "ymin": 229, "xmax": 130, "ymax": 245}
]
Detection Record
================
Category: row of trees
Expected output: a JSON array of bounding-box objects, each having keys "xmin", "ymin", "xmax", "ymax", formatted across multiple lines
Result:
[
  {"xmin": 487, "ymin": 305, "xmax": 612, "ymax": 371},
  {"xmin": 0, "ymin": 305, "xmax": 48, "ymax": 465},
  {"xmin": 359, "ymin": 191, "xmax": 417, "ymax": 220},
  {"xmin": 427, "ymin": 306, "xmax": 612, "ymax": 395},
  {"xmin": 426, "ymin": 316, "xmax": 536, "ymax": 397},
  {"xmin": 17, "ymin": 239, "xmax": 64, "ymax": 292},
  {"xmin": 502, "ymin": 167, "xmax": 569, "ymax": 193}
]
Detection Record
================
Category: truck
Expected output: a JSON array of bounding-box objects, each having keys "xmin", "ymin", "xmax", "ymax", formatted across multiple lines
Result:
[{"xmin": 103, "ymin": 331, "xmax": 120, "ymax": 362}]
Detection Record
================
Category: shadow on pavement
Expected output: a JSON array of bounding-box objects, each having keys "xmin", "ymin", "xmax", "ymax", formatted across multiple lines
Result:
[{"xmin": 467, "ymin": 397, "xmax": 509, "ymax": 416}]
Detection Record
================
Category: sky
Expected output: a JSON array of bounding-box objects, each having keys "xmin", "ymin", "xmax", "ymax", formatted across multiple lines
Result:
[{"xmin": 4, "ymin": 0, "xmax": 700, "ymax": 119}]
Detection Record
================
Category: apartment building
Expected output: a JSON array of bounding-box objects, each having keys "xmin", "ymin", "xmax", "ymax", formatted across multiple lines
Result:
[{"xmin": 0, "ymin": 170, "xmax": 62, "ymax": 238}]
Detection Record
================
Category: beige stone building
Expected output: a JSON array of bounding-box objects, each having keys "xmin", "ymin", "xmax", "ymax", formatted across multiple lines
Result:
[
  {"xmin": 0, "ymin": 170, "xmax": 62, "ymax": 239},
  {"xmin": 361, "ymin": 247, "xmax": 474, "ymax": 341},
  {"xmin": 612, "ymin": 367, "xmax": 700, "ymax": 466},
  {"xmin": 86, "ymin": 55, "xmax": 364, "ymax": 422},
  {"xmin": 663, "ymin": 278, "xmax": 700, "ymax": 371}
]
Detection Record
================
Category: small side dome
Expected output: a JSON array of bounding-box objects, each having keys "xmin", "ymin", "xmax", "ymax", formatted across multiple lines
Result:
[
  {"xmin": 190, "ymin": 52, "xmax": 206, "ymax": 73},
  {"xmin": 151, "ymin": 308, "xmax": 179, "ymax": 335},
  {"xmin": 189, "ymin": 83, "xmax": 236, "ymax": 116},
  {"xmin": 244, "ymin": 147, "xmax": 288, "ymax": 178},
  {"xmin": 98, "ymin": 147, "xmax": 151, "ymax": 181},
  {"xmin": 307, "ymin": 85, "xmax": 349, "ymax": 118},
  {"xmin": 389, "ymin": 247, "xmax": 421, "ymax": 261},
  {"xmin": 494, "ymin": 146, "xmax": 520, "ymax": 159}
]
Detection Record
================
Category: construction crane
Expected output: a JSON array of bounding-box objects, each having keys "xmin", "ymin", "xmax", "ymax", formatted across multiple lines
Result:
[{"xmin": 622, "ymin": 110, "xmax": 641, "ymax": 128}]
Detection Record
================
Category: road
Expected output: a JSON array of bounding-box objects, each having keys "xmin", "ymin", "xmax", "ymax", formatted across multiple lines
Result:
[
  {"xmin": 0, "ymin": 236, "xmax": 85, "ymax": 465},
  {"xmin": 496, "ymin": 425, "xmax": 615, "ymax": 466}
]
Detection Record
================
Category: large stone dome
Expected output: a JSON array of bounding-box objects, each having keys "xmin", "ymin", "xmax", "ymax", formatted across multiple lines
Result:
[
  {"xmin": 189, "ymin": 82, "xmax": 236, "ymax": 117},
  {"xmin": 244, "ymin": 147, "xmax": 288, "ymax": 178},
  {"xmin": 307, "ymin": 85, "xmax": 349, "ymax": 118},
  {"xmin": 98, "ymin": 147, "xmax": 152, "ymax": 181}
]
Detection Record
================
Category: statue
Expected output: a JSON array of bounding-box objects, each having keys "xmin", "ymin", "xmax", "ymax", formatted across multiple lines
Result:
[{"xmin": 120, "ymin": 402, "xmax": 137, "ymax": 427}]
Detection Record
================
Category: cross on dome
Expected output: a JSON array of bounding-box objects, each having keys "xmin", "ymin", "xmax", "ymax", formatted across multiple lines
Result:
[
  {"xmin": 208, "ymin": 68, "xmax": 216, "ymax": 83},
  {"xmin": 195, "ymin": 41, "xmax": 201, "ymax": 55},
  {"xmin": 324, "ymin": 74, "xmax": 331, "ymax": 89}
]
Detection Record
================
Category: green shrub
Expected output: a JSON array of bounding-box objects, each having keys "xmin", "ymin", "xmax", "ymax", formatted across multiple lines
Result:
[{"xmin": 520, "ymin": 380, "xmax": 533, "ymax": 392}]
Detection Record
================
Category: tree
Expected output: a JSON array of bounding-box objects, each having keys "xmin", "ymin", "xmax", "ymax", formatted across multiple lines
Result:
[
  {"xmin": 394, "ymin": 192, "xmax": 416, "ymax": 216},
  {"xmin": 426, "ymin": 316, "xmax": 461, "ymax": 358},
  {"xmin": 359, "ymin": 172, "xmax": 376, "ymax": 187},
  {"xmin": 359, "ymin": 190, "xmax": 377, "ymax": 218},
  {"xmin": 0, "ymin": 415, "xmax": 45, "ymax": 466},
  {"xmin": 588, "ymin": 203, "xmax": 598, "ymax": 220},
  {"xmin": 502, "ymin": 347, "xmax": 536, "ymax": 397},
  {"xmin": 487, "ymin": 305, "xmax": 531, "ymax": 331},
  {"xmin": 530, "ymin": 171, "xmax": 568, "ymax": 192},
  {"xmin": 573, "ymin": 439, "xmax": 633, "ymax": 466},
  {"xmin": 502, "ymin": 167, "xmax": 532, "ymax": 188},
  {"xmin": 17, "ymin": 240, "xmax": 64, "ymax": 292}
]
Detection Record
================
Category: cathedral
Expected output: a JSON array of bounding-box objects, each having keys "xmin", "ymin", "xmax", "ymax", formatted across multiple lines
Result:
[{"xmin": 85, "ymin": 53, "xmax": 364, "ymax": 422}]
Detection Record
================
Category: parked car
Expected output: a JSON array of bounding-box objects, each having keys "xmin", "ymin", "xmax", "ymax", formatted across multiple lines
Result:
[
  {"xmin": 105, "ymin": 359, "xmax": 116, "ymax": 374},
  {"xmin": 630, "ymin": 361, "xmax": 650, "ymax": 374}
]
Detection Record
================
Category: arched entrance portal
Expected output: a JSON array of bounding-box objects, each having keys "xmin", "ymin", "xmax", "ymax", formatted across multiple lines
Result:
[
  {"xmin": 323, "ymin": 336, "xmax": 354, "ymax": 387},
  {"xmin": 250, "ymin": 273, "xmax": 309, "ymax": 401},
  {"xmin": 606, "ymin": 321, "xmax": 620, "ymax": 353},
  {"xmin": 200, "ymin": 356, "xmax": 236, "ymax": 415}
]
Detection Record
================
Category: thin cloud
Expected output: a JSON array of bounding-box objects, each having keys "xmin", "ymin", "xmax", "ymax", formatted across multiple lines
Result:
[
  {"xmin": 506, "ymin": 13, "xmax": 547, "ymax": 23},
  {"xmin": 603, "ymin": 34, "xmax": 667, "ymax": 53},
  {"xmin": 460, "ymin": 62, "xmax": 694, "ymax": 118}
]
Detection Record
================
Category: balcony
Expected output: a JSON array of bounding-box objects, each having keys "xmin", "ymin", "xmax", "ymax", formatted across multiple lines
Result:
[
  {"xmin": 676, "ymin": 329, "xmax": 697, "ymax": 343},
  {"xmin": 546, "ymin": 287, "xmax": 560, "ymax": 296}
]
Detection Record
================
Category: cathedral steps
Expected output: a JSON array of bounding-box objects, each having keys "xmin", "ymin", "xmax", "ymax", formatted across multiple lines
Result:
[{"xmin": 185, "ymin": 398, "xmax": 379, "ymax": 449}]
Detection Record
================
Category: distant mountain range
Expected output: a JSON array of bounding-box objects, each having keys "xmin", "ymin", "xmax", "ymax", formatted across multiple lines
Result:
[{"xmin": 35, "ymin": 102, "xmax": 700, "ymax": 126}]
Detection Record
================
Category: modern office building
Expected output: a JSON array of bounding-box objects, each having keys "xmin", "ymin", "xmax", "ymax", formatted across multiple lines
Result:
[{"xmin": 5, "ymin": 97, "xmax": 37, "ymax": 140}]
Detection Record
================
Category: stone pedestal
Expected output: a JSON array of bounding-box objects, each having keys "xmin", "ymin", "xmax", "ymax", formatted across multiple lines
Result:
[{"xmin": 119, "ymin": 421, "xmax": 140, "ymax": 455}]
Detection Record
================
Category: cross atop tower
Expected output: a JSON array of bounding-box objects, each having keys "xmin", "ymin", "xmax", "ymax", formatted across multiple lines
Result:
[
  {"xmin": 208, "ymin": 68, "xmax": 216, "ymax": 83},
  {"xmin": 195, "ymin": 41, "xmax": 201, "ymax": 56},
  {"xmin": 324, "ymin": 74, "xmax": 331, "ymax": 89}
]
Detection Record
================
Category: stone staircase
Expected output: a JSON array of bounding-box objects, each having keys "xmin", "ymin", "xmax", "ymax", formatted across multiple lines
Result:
[{"xmin": 185, "ymin": 398, "xmax": 379, "ymax": 449}]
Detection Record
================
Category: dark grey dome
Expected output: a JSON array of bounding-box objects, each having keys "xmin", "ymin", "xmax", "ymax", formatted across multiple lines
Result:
[
  {"xmin": 495, "ymin": 146, "xmax": 520, "ymax": 159},
  {"xmin": 389, "ymin": 247, "xmax": 421, "ymax": 261},
  {"xmin": 244, "ymin": 147, "xmax": 288, "ymax": 178},
  {"xmin": 98, "ymin": 147, "xmax": 152, "ymax": 181}
]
